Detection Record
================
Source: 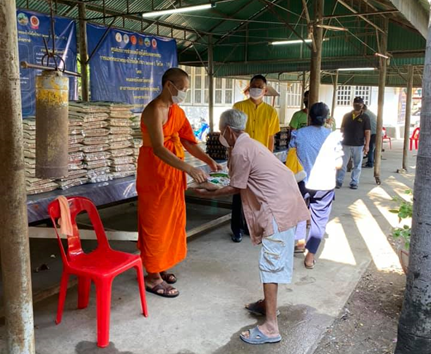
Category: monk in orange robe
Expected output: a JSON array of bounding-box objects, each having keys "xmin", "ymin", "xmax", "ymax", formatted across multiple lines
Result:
[{"xmin": 137, "ymin": 68, "xmax": 221, "ymax": 297}]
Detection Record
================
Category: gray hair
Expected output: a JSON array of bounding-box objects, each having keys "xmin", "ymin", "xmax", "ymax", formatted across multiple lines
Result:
[{"xmin": 219, "ymin": 109, "xmax": 248, "ymax": 131}]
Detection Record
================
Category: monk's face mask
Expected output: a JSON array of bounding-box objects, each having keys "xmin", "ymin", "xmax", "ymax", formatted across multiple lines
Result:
[{"xmin": 168, "ymin": 81, "xmax": 188, "ymax": 105}]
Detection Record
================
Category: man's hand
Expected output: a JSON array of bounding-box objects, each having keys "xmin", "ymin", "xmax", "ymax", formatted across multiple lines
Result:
[
  {"xmin": 208, "ymin": 160, "xmax": 223, "ymax": 171},
  {"xmin": 187, "ymin": 167, "xmax": 208, "ymax": 184},
  {"xmin": 363, "ymin": 145, "xmax": 369, "ymax": 155},
  {"xmin": 194, "ymin": 188, "xmax": 217, "ymax": 198}
]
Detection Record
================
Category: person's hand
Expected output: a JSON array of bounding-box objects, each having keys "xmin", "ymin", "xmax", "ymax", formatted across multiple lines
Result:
[
  {"xmin": 208, "ymin": 160, "xmax": 223, "ymax": 171},
  {"xmin": 363, "ymin": 145, "xmax": 369, "ymax": 154},
  {"xmin": 188, "ymin": 166, "xmax": 208, "ymax": 184},
  {"xmin": 194, "ymin": 188, "xmax": 217, "ymax": 198}
]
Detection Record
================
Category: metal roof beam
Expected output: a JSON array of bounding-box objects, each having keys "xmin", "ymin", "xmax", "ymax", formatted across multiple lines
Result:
[
  {"xmin": 323, "ymin": 9, "xmax": 399, "ymax": 19},
  {"xmin": 259, "ymin": 0, "xmax": 312, "ymax": 50},
  {"xmin": 57, "ymin": 0, "xmax": 208, "ymax": 36},
  {"xmin": 386, "ymin": 0, "xmax": 429, "ymax": 38},
  {"xmin": 338, "ymin": 0, "xmax": 384, "ymax": 33}
]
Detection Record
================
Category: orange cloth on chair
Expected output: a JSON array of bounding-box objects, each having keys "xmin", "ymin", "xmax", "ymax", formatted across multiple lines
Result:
[{"xmin": 136, "ymin": 104, "xmax": 197, "ymax": 273}]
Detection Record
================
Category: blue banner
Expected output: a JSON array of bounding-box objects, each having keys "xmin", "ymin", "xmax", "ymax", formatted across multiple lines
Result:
[
  {"xmin": 87, "ymin": 24, "xmax": 178, "ymax": 112},
  {"xmin": 17, "ymin": 10, "xmax": 78, "ymax": 117}
]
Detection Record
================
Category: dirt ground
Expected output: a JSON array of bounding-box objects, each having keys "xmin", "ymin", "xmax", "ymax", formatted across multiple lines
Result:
[{"xmin": 314, "ymin": 260, "xmax": 405, "ymax": 354}]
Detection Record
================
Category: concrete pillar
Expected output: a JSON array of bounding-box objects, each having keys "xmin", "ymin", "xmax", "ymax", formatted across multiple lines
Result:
[
  {"xmin": 374, "ymin": 18, "xmax": 388, "ymax": 184},
  {"xmin": 79, "ymin": 3, "xmax": 89, "ymax": 101},
  {"xmin": 208, "ymin": 35, "xmax": 214, "ymax": 132},
  {"xmin": 0, "ymin": 1, "xmax": 36, "ymax": 353},
  {"xmin": 308, "ymin": 0, "xmax": 324, "ymax": 107},
  {"xmin": 402, "ymin": 65, "xmax": 414, "ymax": 172}
]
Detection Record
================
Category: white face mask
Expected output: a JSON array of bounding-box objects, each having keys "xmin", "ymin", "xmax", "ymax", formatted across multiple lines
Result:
[
  {"xmin": 249, "ymin": 88, "xmax": 264, "ymax": 100},
  {"xmin": 219, "ymin": 129, "xmax": 230, "ymax": 148},
  {"xmin": 169, "ymin": 82, "xmax": 188, "ymax": 104}
]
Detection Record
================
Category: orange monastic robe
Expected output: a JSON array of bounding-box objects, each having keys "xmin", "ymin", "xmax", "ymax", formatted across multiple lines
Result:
[{"xmin": 136, "ymin": 104, "xmax": 197, "ymax": 273}]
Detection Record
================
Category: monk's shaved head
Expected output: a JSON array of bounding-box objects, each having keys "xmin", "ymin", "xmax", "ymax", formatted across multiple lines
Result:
[{"xmin": 162, "ymin": 68, "xmax": 189, "ymax": 87}]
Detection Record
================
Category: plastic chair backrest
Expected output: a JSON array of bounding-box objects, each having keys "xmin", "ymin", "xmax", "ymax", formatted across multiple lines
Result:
[
  {"xmin": 412, "ymin": 127, "xmax": 420, "ymax": 139},
  {"xmin": 382, "ymin": 127, "xmax": 387, "ymax": 138},
  {"xmin": 48, "ymin": 197, "xmax": 111, "ymax": 264}
]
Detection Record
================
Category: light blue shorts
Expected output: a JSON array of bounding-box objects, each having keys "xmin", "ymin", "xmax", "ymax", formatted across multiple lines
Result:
[{"xmin": 259, "ymin": 219, "xmax": 295, "ymax": 284}]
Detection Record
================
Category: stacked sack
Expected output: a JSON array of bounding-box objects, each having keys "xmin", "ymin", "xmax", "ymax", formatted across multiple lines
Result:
[
  {"xmin": 56, "ymin": 117, "xmax": 87, "ymax": 190},
  {"xmin": 69, "ymin": 102, "xmax": 113, "ymax": 183},
  {"xmin": 131, "ymin": 114, "xmax": 142, "ymax": 169},
  {"xmin": 106, "ymin": 103, "xmax": 136, "ymax": 179},
  {"xmin": 22, "ymin": 118, "xmax": 58, "ymax": 195}
]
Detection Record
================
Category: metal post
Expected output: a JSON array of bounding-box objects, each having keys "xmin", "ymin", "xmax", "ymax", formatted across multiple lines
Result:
[
  {"xmin": 308, "ymin": 0, "xmax": 324, "ymax": 107},
  {"xmin": 301, "ymin": 71, "xmax": 306, "ymax": 109},
  {"xmin": 402, "ymin": 65, "xmax": 414, "ymax": 172},
  {"xmin": 374, "ymin": 18, "xmax": 388, "ymax": 185},
  {"xmin": 79, "ymin": 3, "xmax": 89, "ymax": 101},
  {"xmin": 331, "ymin": 70, "xmax": 339, "ymax": 118},
  {"xmin": 0, "ymin": 1, "xmax": 35, "ymax": 353},
  {"xmin": 208, "ymin": 35, "xmax": 214, "ymax": 132}
]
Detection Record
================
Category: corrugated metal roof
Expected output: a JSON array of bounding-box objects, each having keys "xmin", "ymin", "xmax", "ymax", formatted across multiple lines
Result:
[{"xmin": 15, "ymin": 0, "xmax": 427, "ymax": 80}]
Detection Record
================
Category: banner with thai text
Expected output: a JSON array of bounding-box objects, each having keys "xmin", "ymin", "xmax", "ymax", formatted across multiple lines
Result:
[
  {"xmin": 87, "ymin": 24, "xmax": 178, "ymax": 112},
  {"xmin": 17, "ymin": 9, "xmax": 78, "ymax": 117}
]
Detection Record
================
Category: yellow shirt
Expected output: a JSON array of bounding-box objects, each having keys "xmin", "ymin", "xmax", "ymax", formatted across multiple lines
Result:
[{"xmin": 233, "ymin": 99, "xmax": 280, "ymax": 149}]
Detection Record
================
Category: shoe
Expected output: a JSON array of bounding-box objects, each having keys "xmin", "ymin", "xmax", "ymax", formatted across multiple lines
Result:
[
  {"xmin": 336, "ymin": 183, "xmax": 342, "ymax": 189},
  {"xmin": 364, "ymin": 165, "xmax": 373, "ymax": 168},
  {"xmin": 231, "ymin": 232, "xmax": 243, "ymax": 243},
  {"xmin": 350, "ymin": 184, "xmax": 358, "ymax": 190}
]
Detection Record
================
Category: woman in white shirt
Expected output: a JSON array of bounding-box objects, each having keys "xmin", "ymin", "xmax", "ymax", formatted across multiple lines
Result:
[{"xmin": 289, "ymin": 102, "xmax": 343, "ymax": 269}]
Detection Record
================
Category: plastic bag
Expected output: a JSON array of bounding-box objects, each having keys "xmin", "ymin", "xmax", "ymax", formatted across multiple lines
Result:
[
  {"xmin": 109, "ymin": 140, "xmax": 132, "ymax": 150},
  {"xmin": 84, "ymin": 151, "xmax": 111, "ymax": 162},
  {"xmin": 111, "ymin": 156, "xmax": 135, "ymax": 165},
  {"xmin": 110, "ymin": 148, "xmax": 133, "ymax": 157},
  {"xmin": 112, "ymin": 171, "xmax": 136, "ymax": 179},
  {"xmin": 82, "ymin": 144, "xmax": 110, "ymax": 153},
  {"xmin": 188, "ymin": 171, "xmax": 230, "ymax": 190}
]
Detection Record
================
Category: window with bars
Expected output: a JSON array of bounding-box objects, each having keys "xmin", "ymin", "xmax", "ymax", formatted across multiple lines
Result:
[
  {"xmin": 194, "ymin": 67, "xmax": 203, "ymax": 104},
  {"xmin": 215, "ymin": 78, "xmax": 223, "ymax": 104},
  {"xmin": 263, "ymin": 81, "xmax": 280, "ymax": 107},
  {"xmin": 224, "ymin": 79, "xmax": 233, "ymax": 105},
  {"xmin": 286, "ymin": 82, "xmax": 302, "ymax": 107},
  {"xmin": 178, "ymin": 65, "xmax": 236, "ymax": 106},
  {"xmin": 354, "ymin": 86, "xmax": 371, "ymax": 105},
  {"xmin": 337, "ymin": 86, "xmax": 353, "ymax": 106},
  {"xmin": 179, "ymin": 65, "xmax": 192, "ymax": 104}
]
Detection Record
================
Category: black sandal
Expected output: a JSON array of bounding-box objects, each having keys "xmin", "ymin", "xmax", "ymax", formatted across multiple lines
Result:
[
  {"xmin": 160, "ymin": 272, "xmax": 177, "ymax": 284},
  {"xmin": 145, "ymin": 281, "xmax": 179, "ymax": 298}
]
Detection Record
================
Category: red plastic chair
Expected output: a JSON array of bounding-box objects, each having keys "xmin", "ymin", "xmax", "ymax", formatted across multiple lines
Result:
[
  {"xmin": 409, "ymin": 127, "xmax": 420, "ymax": 151},
  {"xmin": 382, "ymin": 127, "xmax": 392, "ymax": 149},
  {"xmin": 48, "ymin": 196, "xmax": 148, "ymax": 348}
]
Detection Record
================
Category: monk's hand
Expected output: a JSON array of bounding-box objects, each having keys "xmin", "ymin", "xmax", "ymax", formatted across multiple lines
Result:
[{"xmin": 188, "ymin": 166, "xmax": 208, "ymax": 184}]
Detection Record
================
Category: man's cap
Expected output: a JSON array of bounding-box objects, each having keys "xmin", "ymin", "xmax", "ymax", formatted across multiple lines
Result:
[{"xmin": 353, "ymin": 96, "xmax": 364, "ymax": 104}]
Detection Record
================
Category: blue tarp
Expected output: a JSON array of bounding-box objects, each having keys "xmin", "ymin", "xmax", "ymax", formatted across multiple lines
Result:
[
  {"xmin": 17, "ymin": 10, "xmax": 78, "ymax": 117},
  {"xmin": 87, "ymin": 24, "xmax": 178, "ymax": 112}
]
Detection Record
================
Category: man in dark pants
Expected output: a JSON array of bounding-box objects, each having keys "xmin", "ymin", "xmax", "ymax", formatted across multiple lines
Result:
[
  {"xmin": 363, "ymin": 105, "xmax": 377, "ymax": 168},
  {"xmin": 230, "ymin": 74, "xmax": 280, "ymax": 242},
  {"xmin": 231, "ymin": 194, "xmax": 249, "ymax": 241},
  {"xmin": 336, "ymin": 97, "xmax": 371, "ymax": 190}
]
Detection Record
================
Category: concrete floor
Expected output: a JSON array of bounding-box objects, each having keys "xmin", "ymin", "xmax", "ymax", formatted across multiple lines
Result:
[{"xmin": 0, "ymin": 140, "xmax": 415, "ymax": 354}]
